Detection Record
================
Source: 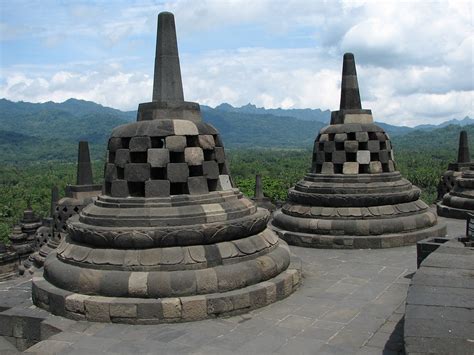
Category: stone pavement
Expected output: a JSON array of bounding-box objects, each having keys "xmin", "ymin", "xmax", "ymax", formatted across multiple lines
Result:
[{"xmin": 1, "ymin": 215, "xmax": 466, "ymax": 354}]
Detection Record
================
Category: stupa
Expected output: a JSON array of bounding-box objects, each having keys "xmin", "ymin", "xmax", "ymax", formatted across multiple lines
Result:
[
  {"xmin": 270, "ymin": 53, "xmax": 446, "ymax": 249},
  {"xmin": 437, "ymin": 169, "xmax": 474, "ymax": 219},
  {"xmin": 19, "ymin": 202, "xmax": 42, "ymax": 250},
  {"xmin": 437, "ymin": 130, "xmax": 473, "ymax": 200},
  {"xmin": 26, "ymin": 142, "xmax": 101, "ymax": 274},
  {"xmin": 252, "ymin": 174, "xmax": 276, "ymax": 212},
  {"xmin": 8, "ymin": 225, "xmax": 32, "ymax": 258},
  {"xmin": 33, "ymin": 12, "xmax": 300, "ymax": 323}
]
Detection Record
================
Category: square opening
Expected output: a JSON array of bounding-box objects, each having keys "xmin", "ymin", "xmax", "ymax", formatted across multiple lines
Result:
[
  {"xmin": 128, "ymin": 182, "xmax": 145, "ymax": 197},
  {"xmin": 151, "ymin": 137, "xmax": 164, "ymax": 148},
  {"xmin": 359, "ymin": 142, "xmax": 368, "ymax": 150},
  {"xmin": 207, "ymin": 179, "xmax": 218, "ymax": 192},
  {"xmin": 170, "ymin": 182, "xmax": 188, "ymax": 195},
  {"xmin": 218, "ymin": 163, "xmax": 227, "ymax": 174},
  {"xmin": 108, "ymin": 151, "xmax": 116, "ymax": 163},
  {"xmin": 214, "ymin": 135, "xmax": 223, "ymax": 147},
  {"xmin": 130, "ymin": 152, "xmax": 147, "ymax": 163},
  {"xmin": 359, "ymin": 164, "xmax": 370, "ymax": 173},
  {"xmin": 347, "ymin": 132, "xmax": 356, "ymax": 140},
  {"xmin": 316, "ymin": 164, "xmax": 322, "ymax": 173},
  {"xmin": 370, "ymin": 152, "xmax": 379, "ymax": 161},
  {"xmin": 346, "ymin": 152, "xmax": 357, "ymax": 162},
  {"xmin": 382, "ymin": 163, "xmax": 390, "ymax": 172},
  {"xmin": 151, "ymin": 167, "xmax": 166, "ymax": 180},
  {"xmin": 105, "ymin": 182, "xmax": 111, "ymax": 195},
  {"xmin": 334, "ymin": 164, "xmax": 343, "ymax": 174},
  {"xmin": 318, "ymin": 142, "xmax": 325, "ymax": 151},
  {"xmin": 122, "ymin": 137, "xmax": 131, "ymax": 149},
  {"xmin": 328, "ymin": 133, "xmax": 335, "ymax": 141},
  {"xmin": 170, "ymin": 152, "xmax": 185, "ymax": 163},
  {"xmin": 335, "ymin": 142, "xmax": 344, "ymax": 150},
  {"xmin": 368, "ymin": 132, "xmax": 377, "ymax": 140},
  {"xmin": 186, "ymin": 135, "xmax": 199, "ymax": 147},
  {"xmin": 117, "ymin": 167, "xmax": 124, "ymax": 179},
  {"xmin": 325, "ymin": 153, "xmax": 332, "ymax": 161},
  {"xmin": 380, "ymin": 141, "xmax": 387, "ymax": 150},
  {"xmin": 204, "ymin": 150, "xmax": 215, "ymax": 161},
  {"xmin": 189, "ymin": 165, "xmax": 203, "ymax": 177}
]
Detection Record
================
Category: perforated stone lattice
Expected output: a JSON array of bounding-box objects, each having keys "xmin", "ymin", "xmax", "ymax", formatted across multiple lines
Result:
[
  {"xmin": 105, "ymin": 132, "xmax": 232, "ymax": 197},
  {"xmin": 312, "ymin": 130, "xmax": 396, "ymax": 175}
]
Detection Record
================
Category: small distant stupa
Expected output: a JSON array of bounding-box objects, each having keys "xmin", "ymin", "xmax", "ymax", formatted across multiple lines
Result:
[
  {"xmin": 33, "ymin": 12, "xmax": 300, "ymax": 323},
  {"xmin": 270, "ymin": 53, "xmax": 446, "ymax": 248},
  {"xmin": 437, "ymin": 130, "xmax": 474, "ymax": 200},
  {"xmin": 252, "ymin": 174, "xmax": 276, "ymax": 212}
]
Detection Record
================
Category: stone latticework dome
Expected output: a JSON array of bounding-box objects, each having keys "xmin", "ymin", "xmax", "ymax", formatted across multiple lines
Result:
[
  {"xmin": 437, "ymin": 170, "xmax": 474, "ymax": 219},
  {"xmin": 32, "ymin": 11, "xmax": 300, "ymax": 323},
  {"xmin": 270, "ymin": 53, "xmax": 446, "ymax": 249}
]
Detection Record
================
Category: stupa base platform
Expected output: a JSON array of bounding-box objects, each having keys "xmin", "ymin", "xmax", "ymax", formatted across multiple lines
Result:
[
  {"xmin": 270, "ymin": 222, "xmax": 446, "ymax": 249},
  {"xmin": 436, "ymin": 202, "xmax": 473, "ymax": 220},
  {"xmin": 31, "ymin": 259, "xmax": 301, "ymax": 324}
]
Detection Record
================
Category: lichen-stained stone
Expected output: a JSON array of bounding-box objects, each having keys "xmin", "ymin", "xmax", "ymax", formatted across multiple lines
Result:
[
  {"xmin": 33, "ymin": 11, "xmax": 299, "ymax": 324},
  {"xmin": 165, "ymin": 136, "xmax": 186, "ymax": 152},
  {"xmin": 148, "ymin": 149, "xmax": 169, "ymax": 167},
  {"xmin": 270, "ymin": 52, "xmax": 446, "ymax": 250},
  {"xmin": 184, "ymin": 147, "xmax": 204, "ymax": 166}
]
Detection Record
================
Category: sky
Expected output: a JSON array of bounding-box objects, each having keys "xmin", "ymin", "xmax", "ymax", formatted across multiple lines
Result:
[{"xmin": 0, "ymin": 0, "xmax": 472, "ymax": 126}]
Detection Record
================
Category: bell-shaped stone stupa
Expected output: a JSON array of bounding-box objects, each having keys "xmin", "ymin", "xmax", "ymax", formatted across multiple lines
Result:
[
  {"xmin": 33, "ymin": 12, "xmax": 300, "ymax": 323},
  {"xmin": 437, "ymin": 130, "xmax": 474, "ymax": 200},
  {"xmin": 437, "ymin": 168, "xmax": 474, "ymax": 219},
  {"xmin": 270, "ymin": 53, "xmax": 446, "ymax": 249},
  {"xmin": 252, "ymin": 175, "xmax": 276, "ymax": 212}
]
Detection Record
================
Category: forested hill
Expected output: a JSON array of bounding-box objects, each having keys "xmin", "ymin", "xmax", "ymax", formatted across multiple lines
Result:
[{"xmin": 0, "ymin": 98, "xmax": 472, "ymax": 164}]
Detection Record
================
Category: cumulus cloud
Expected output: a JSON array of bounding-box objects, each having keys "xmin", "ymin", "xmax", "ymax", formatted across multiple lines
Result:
[{"xmin": 0, "ymin": 0, "xmax": 472, "ymax": 126}]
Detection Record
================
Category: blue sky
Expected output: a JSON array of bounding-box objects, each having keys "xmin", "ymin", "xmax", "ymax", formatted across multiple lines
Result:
[{"xmin": 1, "ymin": 0, "xmax": 472, "ymax": 126}]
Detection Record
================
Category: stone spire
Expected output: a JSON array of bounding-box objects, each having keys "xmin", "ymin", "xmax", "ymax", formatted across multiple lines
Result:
[
  {"xmin": 340, "ymin": 53, "xmax": 361, "ymax": 110},
  {"xmin": 76, "ymin": 141, "xmax": 93, "ymax": 185},
  {"xmin": 254, "ymin": 174, "xmax": 264, "ymax": 199},
  {"xmin": 457, "ymin": 130, "xmax": 470, "ymax": 163},
  {"xmin": 152, "ymin": 12, "xmax": 184, "ymax": 102}
]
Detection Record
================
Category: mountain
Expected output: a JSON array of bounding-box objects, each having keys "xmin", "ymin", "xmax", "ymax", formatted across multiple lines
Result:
[{"xmin": 414, "ymin": 116, "xmax": 474, "ymax": 131}]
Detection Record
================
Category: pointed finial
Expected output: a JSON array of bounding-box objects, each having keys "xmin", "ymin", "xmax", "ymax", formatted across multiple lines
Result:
[
  {"xmin": 76, "ymin": 141, "xmax": 93, "ymax": 185},
  {"xmin": 152, "ymin": 12, "xmax": 184, "ymax": 102},
  {"xmin": 255, "ymin": 174, "xmax": 264, "ymax": 199},
  {"xmin": 340, "ymin": 53, "xmax": 362, "ymax": 110},
  {"xmin": 457, "ymin": 130, "xmax": 470, "ymax": 163},
  {"xmin": 50, "ymin": 186, "xmax": 59, "ymax": 217}
]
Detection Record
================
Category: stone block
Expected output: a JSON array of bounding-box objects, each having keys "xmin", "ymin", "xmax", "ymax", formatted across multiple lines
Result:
[
  {"xmin": 111, "ymin": 180, "xmax": 128, "ymax": 197},
  {"xmin": 129, "ymin": 136, "xmax": 151, "ymax": 152},
  {"xmin": 369, "ymin": 161, "xmax": 383, "ymax": 173},
  {"xmin": 128, "ymin": 272, "xmax": 148, "ymax": 297},
  {"xmin": 332, "ymin": 151, "xmax": 346, "ymax": 164},
  {"xmin": 65, "ymin": 294, "xmax": 89, "ymax": 314},
  {"xmin": 368, "ymin": 140, "xmax": 380, "ymax": 152},
  {"xmin": 167, "ymin": 163, "xmax": 189, "ymax": 183},
  {"xmin": 145, "ymin": 180, "xmax": 170, "ymax": 197},
  {"xmin": 207, "ymin": 296, "xmax": 233, "ymax": 314},
  {"xmin": 181, "ymin": 295, "xmax": 207, "ymax": 320},
  {"xmin": 187, "ymin": 176, "xmax": 209, "ymax": 195},
  {"xmin": 184, "ymin": 147, "xmax": 204, "ymax": 166},
  {"xmin": 376, "ymin": 132, "xmax": 387, "ymax": 141},
  {"xmin": 115, "ymin": 149, "xmax": 130, "ymax": 167},
  {"xmin": 319, "ymin": 134, "xmax": 329, "ymax": 142},
  {"xmin": 147, "ymin": 149, "xmax": 169, "ymax": 167},
  {"xmin": 203, "ymin": 161, "xmax": 219, "ymax": 179},
  {"xmin": 324, "ymin": 141, "xmax": 335, "ymax": 152},
  {"xmin": 315, "ymin": 151, "xmax": 325, "ymax": 163},
  {"xmin": 356, "ymin": 132, "xmax": 369, "ymax": 142},
  {"xmin": 104, "ymin": 164, "xmax": 117, "ymax": 182},
  {"xmin": 110, "ymin": 302, "xmax": 137, "ymax": 318},
  {"xmin": 165, "ymin": 136, "xmax": 186, "ymax": 152},
  {"xmin": 199, "ymin": 135, "xmax": 215, "ymax": 149},
  {"xmin": 214, "ymin": 147, "xmax": 225, "ymax": 163},
  {"xmin": 379, "ymin": 150, "xmax": 389, "ymax": 163},
  {"xmin": 84, "ymin": 297, "xmax": 110, "ymax": 322},
  {"xmin": 173, "ymin": 120, "xmax": 199, "ymax": 135},
  {"xmin": 357, "ymin": 150, "xmax": 370, "ymax": 164},
  {"xmin": 343, "ymin": 162, "xmax": 359, "ymax": 174},
  {"xmin": 344, "ymin": 140, "xmax": 358, "ymax": 152},
  {"xmin": 321, "ymin": 162, "xmax": 334, "ymax": 174},
  {"xmin": 161, "ymin": 298, "xmax": 181, "ymax": 318},
  {"xmin": 137, "ymin": 302, "xmax": 162, "ymax": 319},
  {"xmin": 124, "ymin": 163, "xmax": 150, "ymax": 182},
  {"xmin": 108, "ymin": 137, "xmax": 122, "ymax": 152},
  {"xmin": 217, "ymin": 174, "xmax": 232, "ymax": 190},
  {"xmin": 195, "ymin": 269, "xmax": 218, "ymax": 294},
  {"xmin": 386, "ymin": 141, "xmax": 392, "ymax": 150},
  {"xmin": 388, "ymin": 160, "xmax": 395, "ymax": 172},
  {"xmin": 334, "ymin": 133, "xmax": 347, "ymax": 142}
]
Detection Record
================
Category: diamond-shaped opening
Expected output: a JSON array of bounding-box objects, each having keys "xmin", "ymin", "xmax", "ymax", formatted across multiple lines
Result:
[
  {"xmin": 347, "ymin": 132, "xmax": 356, "ymax": 140},
  {"xmin": 335, "ymin": 142, "xmax": 344, "ymax": 150},
  {"xmin": 170, "ymin": 152, "xmax": 185, "ymax": 163},
  {"xmin": 151, "ymin": 137, "xmax": 164, "ymax": 148},
  {"xmin": 334, "ymin": 164, "xmax": 343, "ymax": 174},
  {"xmin": 73, "ymin": 206, "xmax": 80, "ymax": 213},
  {"xmin": 170, "ymin": 182, "xmax": 189, "ymax": 195},
  {"xmin": 370, "ymin": 152, "xmax": 379, "ymax": 161},
  {"xmin": 204, "ymin": 150, "xmax": 215, "ymax": 161},
  {"xmin": 207, "ymin": 179, "xmax": 218, "ymax": 192},
  {"xmin": 130, "ymin": 152, "xmax": 147, "ymax": 163},
  {"xmin": 128, "ymin": 182, "xmax": 145, "ymax": 197},
  {"xmin": 346, "ymin": 152, "xmax": 357, "ymax": 162},
  {"xmin": 151, "ymin": 167, "xmax": 166, "ymax": 180},
  {"xmin": 189, "ymin": 165, "xmax": 203, "ymax": 177},
  {"xmin": 186, "ymin": 135, "xmax": 199, "ymax": 147},
  {"xmin": 122, "ymin": 137, "xmax": 131, "ymax": 149},
  {"xmin": 359, "ymin": 164, "xmax": 370, "ymax": 173},
  {"xmin": 62, "ymin": 206, "xmax": 68, "ymax": 212}
]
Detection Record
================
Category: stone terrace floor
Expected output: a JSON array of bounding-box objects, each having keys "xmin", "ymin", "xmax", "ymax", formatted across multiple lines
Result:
[{"xmin": 1, "ymin": 215, "xmax": 466, "ymax": 354}]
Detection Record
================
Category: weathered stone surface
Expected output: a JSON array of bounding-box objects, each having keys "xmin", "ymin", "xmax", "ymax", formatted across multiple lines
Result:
[
  {"xmin": 148, "ymin": 149, "xmax": 169, "ymax": 167},
  {"xmin": 165, "ymin": 136, "xmax": 186, "ymax": 152},
  {"xmin": 184, "ymin": 147, "xmax": 204, "ymax": 166},
  {"xmin": 145, "ymin": 180, "xmax": 170, "ymax": 197},
  {"xmin": 167, "ymin": 163, "xmax": 189, "ymax": 183},
  {"xmin": 187, "ymin": 177, "xmax": 209, "ymax": 195}
]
